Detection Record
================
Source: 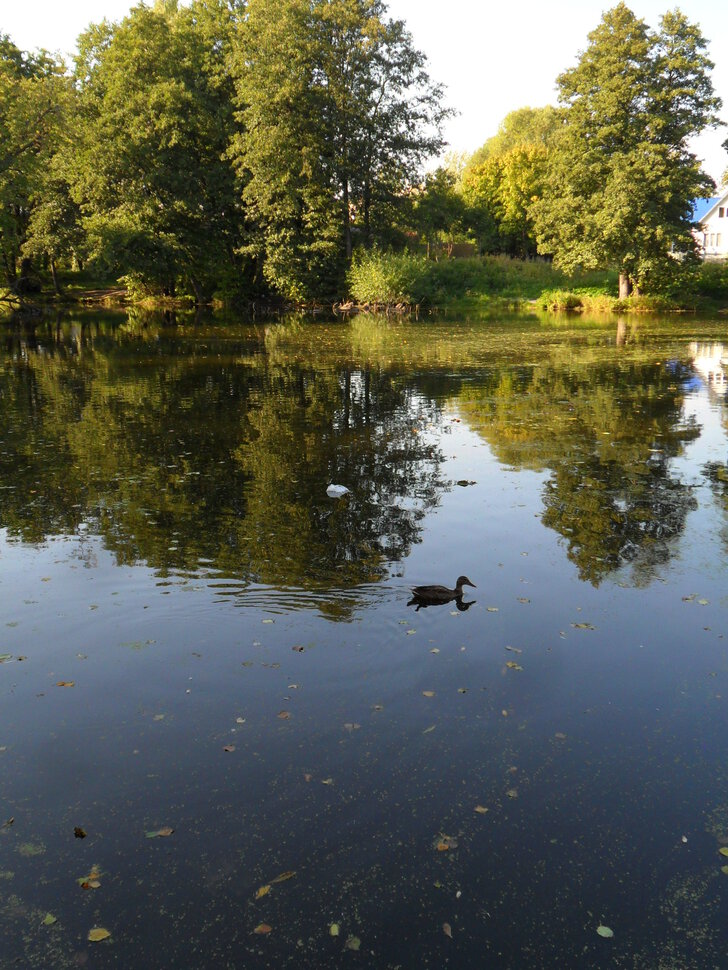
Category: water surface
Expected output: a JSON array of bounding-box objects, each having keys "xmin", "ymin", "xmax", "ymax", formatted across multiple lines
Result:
[{"xmin": 2, "ymin": 310, "xmax": 728, "ymax": 968}]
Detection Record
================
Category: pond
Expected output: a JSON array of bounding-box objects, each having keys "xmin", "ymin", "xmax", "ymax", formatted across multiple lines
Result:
[{"xmin": 2, "ymin": 309, "xmax": 728, "ymax": 968}]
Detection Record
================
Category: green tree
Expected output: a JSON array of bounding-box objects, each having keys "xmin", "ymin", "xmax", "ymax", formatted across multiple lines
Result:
[
  {"xmin": 71, "ymin": 0, "xmax": 245, "ymax": 302},
  {"xmin": 0, "ymin": 35, "xmax": 69, "ymax": 294},
  {"xmin": 413, "ymin": 167, "xmax": 467, "ymax": 256},
  {"xmin": 466, "ymin": 106, "xmax": 559, "ymax": 170},
  {"xmin": 231, "ymin": 0, "xmax": 447, "ymax": 302},
  {"xmin": 531, "ymin": 4, "xmax": 722, "ymax": 298}
]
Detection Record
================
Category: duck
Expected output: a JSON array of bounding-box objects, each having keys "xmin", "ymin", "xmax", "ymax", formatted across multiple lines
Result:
[{"xmin": 409, "ymin": 576, "xmax": 476, "ymax": 602}]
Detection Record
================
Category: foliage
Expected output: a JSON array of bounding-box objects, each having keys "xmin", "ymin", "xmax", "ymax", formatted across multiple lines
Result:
[
  {"xmin": 412, "ymin": 167, "xmax": 467, "ymax": 255},
  {"xmin": 462, "ymin": 143, "xmax": 549, "ymax": 257},
  {"xmin": 231, "ymin": 0, "xmax": 448, "ymax": 302},
  {"xmin": 531, "ymin": 3, "xmax": 722, "ymax": 296},
  {"xmin": 466, "ymin": 106, "xmax": 560, "ymax": 170},
  {"xmin": 71, "ymin": 0, "xmax": 246, "ymax": 301},
  {"xmin": 0, "ymin": 35, "xmax": 71, "ymax": 292}
]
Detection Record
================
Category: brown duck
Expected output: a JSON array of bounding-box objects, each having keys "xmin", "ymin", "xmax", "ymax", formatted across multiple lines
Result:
[{"xmin": 409, "ymin": 576, "xmax": 476, "ymax": 603}]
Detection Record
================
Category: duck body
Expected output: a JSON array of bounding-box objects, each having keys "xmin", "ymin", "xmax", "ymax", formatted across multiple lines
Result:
[{"xmin": 409, "ymin": 575, "xmax": 476, "ymax": 602}]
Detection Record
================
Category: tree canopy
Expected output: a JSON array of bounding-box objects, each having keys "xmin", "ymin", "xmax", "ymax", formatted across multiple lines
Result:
[{"xmin": 530, "ymin": 3, "xmax": 722, "ymax": 296}]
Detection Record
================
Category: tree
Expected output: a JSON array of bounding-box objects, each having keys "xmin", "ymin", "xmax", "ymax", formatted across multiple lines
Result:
[
  {"xmin": 413, "ymin": 167, "xmax": 466, "ymax": 256},
  {"xmin": 70, "ymin": 0, "xmax": 246, "ymax": 302},
  {"xmin": 231, "ymin": 0, "xmax": 448, "ymax": 302},
  {"xmin": 466, "ymin": 106, "xmax": 559, "ymax": 170},
  {"xmin": 0, "ymin": 35, "xmax": 70, "ymax": 293},
  {"xmin": 531, "ymin": 4, "xmax": 722, "ymax": 297}
]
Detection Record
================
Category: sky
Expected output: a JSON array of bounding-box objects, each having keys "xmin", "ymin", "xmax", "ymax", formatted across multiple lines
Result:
[{"xmin": 3, "ymin": 0, "xmax": 727, "ymax": 183}]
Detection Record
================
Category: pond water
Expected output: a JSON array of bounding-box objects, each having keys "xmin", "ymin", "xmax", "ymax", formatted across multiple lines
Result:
[{"xmin": 2, "ymin": 309, "xmax": 728, "ymax": 968}]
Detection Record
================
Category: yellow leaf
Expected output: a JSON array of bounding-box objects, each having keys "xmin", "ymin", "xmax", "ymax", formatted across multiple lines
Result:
[
  {"xmin": 88, "ymin": 927, "xmax": 111, "ymax": 942},
  {"xmin": 474, "ymin": 805, "xmax": 489, "ymax": 815},
  {"xmin": 56, "ymin": 681, "xmax": 75, "ymax": 687},
  {"xmin": 255, "ymin": 885, "xmax": 271, "ymax": 899},
  {"xmin": 253, "ymin": 923, "xmax": 272, "ymax": 935},
  {"xmin": 719, "ymin": 847, "xmax": 728, "ymax": 857},
  {"xmin": 270, "ymin": 870, "xmax": 295, "ymax": 884},
  {"xmin": 422, "ymin": 690, "xmax": 435, "ymax": 697}
]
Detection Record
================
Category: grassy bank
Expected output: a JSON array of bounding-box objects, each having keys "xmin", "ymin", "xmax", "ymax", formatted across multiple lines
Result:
[{"xmin": 347, "ymin": 250, "xmax": 728, "ymax": 315}]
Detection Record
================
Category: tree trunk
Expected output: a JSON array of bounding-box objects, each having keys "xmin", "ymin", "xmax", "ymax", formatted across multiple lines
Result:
[
  {"xmin": 618, "ymin": 273, "xmax": 632, "ymax": 299},
  {"xmin": 343, "ymin": 178, "xmax": 352, "ymax": 260},
  {"xmin": 50, "ymin": 259, "xmax": 60, "ymax": 296}
]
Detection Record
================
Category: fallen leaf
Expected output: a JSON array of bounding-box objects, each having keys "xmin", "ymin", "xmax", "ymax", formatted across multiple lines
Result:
[
  {"xmin": 554, "ymin": 732, "xmax": 567, "ymax": 740},
  {"xmin": 262, "ymin": 619, "xmax": 274, "ymax": 624},
  {"xmin": 322, "ymin": 778, "xmax": 333, "ymax": 785},
  {"xmin": 270, "ymin": 871, "xmax": 296, "ymax": 884},
  {"xmin": 698, "ymin": 599, "xmax": 710, "ymax": 606},
  {"xmin": 436, "ymin": 842, "xmax": 450, "ymax": 851},
  {"xmin": 303, "ymin": 773, "xmax": 312, "ymax": 782},
  {"xmin": 42, "ymin": 913, "xmax": 57, "ymax": 926},
  {"xmin": 292, "ymin": 646, "xmax": 305, "ymax": 652},
  {"xmin": 486, "ymin": 607, "xmax": 499, "ymax": 612},
  {"xmin": 442, "ymin": 922, "xmax": 453, "ymax": 939},
  {"xmin": 458, "ymin": 688, "xmax": 468, "ymax": 694},
  {"xmin": 236, "ymin": 717, "xmax": 246, "ymax": 724},
  {"xmin": 721, "ymin": 865, "xmax": 728, "ymax": 875},
  {"xmin": 277, "ymin": 711, "xmax": 291, "ymax": 719},
  {"xmin": 517, "ymin": 597, "xmax": 530, "ymax": 604},
  {"xmin": 255, "ymin": 885, "xmax": 271, "ymax": 899},
  {"xmin": 345, "ymin": 936, "xmax": 361, "ymax": 951},
  {"xmin": 571, "ymin": 623, "xmax": 595, "ymax": 630},
  {"xmin": 719, "ymin": 847, "xmax": 728, "ymax": 857},
  {"xmin": 87, "ymin": 927, "xmax": 111, "ymax": 942},
  {"xmin": 81, "ymin": 880, "xmax": 101, "ymax": 890},
  {"xmin": 223, "ymin": 745, "xmax": 236, "ymax": 752},
  {"xmin": 423, "ymin": 725, "xmax": 436, "ymax": 734},
  {"xmin": 55, "ymin": 681, "xmax": 75, "ymax": 687},
  {"xmin": 74, "ymin": 827, "xmax": 86, "ymax": 839},
  {"xmin": 329, "ymin": 923, "xmax": 340, "ymax": 936},
  {"xmin": 506, "ymin": 788, "xmax": 518, "ymax": 799},
  {"xmin": 505, "ymin": 661, "xmax": 523, "ymax": 670},
  {"xmin": 253, "ymin": 923, "xmax": 272, "ymax": 935},
  {"xmin": 422, "ymin": 690, "xmax": 435, "ymax": 698},
  {"xmin": 596, "ymin": 925, "xmax": 614, "ymax": 938},
  {"xmin": 504, "ymin": 646, "xmax": 522, "ymax": 654},
  {"xmin": 474, "ymin": 805, "xmax": 489, "ymax": 815},
  {"xmin": 145, "ymin": 827, "xmax": 174, "ymax": 838},
  {"xmin": 406, "ymin": 629, "xmax": 416, "ymax": 636},
  {"xmin": 430, "ymin": 648, "xmax": 440, "ymax": 654}
]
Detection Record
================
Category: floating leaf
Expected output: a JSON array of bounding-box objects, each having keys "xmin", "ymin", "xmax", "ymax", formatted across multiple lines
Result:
[
  {"xmin": 270, "ymin": 871, "xmax": 296, "ymax": 884},
  {"xmin": 718, "ymin": 847, "xmax": 728, "ymax": 857},
  {"xmin": 277, "ymin": 711, "xmax": 291, "ymax": 720},
  {"xmin": 504, "ymin": 646, "xmax": 522, "ymax": 654},
  {"xmin": 236, "ymin": 717, "xmax": 246, "ymax": 724},
  {"xmin": 458, "ymin": 688, "xmax": 468, "ymax": 694},
  {"xmin": 329, "ymin": 923, "xmax": 340, "ymax": 936},
  {"xmin": 262, "ymin": 619, "xmax": 274, "ymax": 624},
  {"xmin": 74, "ymin": 827, "xmax": 87, "ymax": 839},
  {"xmin": 81, "ymin": 880, "xmax": 101, "ymax": 890},
  {"xmin": 55, "ymin": 681, "xmax": 75, "ymax": 687},
  {"xmin": 253, "ymin": 923, "xmax": 272, "ymax": 935},
  {"xmin": 517, "ymin": 597, "xmax": 530, "ymax": 604},
  {"xmin": 406, "ymin": 629, "xmax": 416, "ymax": 636},
  {"xmin": 322, "ymin": 778, "xmax": 333, "ymax": 785},
  {"xmin": 571, "ymin": 623, "xmax": 595, "ymax": 630},
  {"xmin": 0, "ymin": 654, "xmax": 12, "ymax": 663},
  {"xmin": 436, "ymin": 842, "xmax": 450, "ymax": 852},
  {"xmin": 345, "ymin": 935, "xmax": 361, "ymax": 951},
  {"xmin": 474, "ymin": 805, "xmax": 489, "ymax": 815},
  {"xmin": 145, "ymin": 827, "xmax": 174, "ymax": 839},
  {"xmin": 505, "ymin": 661, "xmax": 523, "ymax": 670},
  {"xmin": 486, "ymin": 607, "xmax": 499, "ymax": 613},
  {"xmin": 442, "ymin": 922, "xmax": 453, "ymax": 939},
  {"xmin": 42, "ymin": 913, "xmax": 57, "ymax": 926},
  {"xmin": 430, "ymin": 648, "xmax": 440, "ymax": 654},
  {"xmin": 223, "ymin": 745, "xmax": 236, "ymax": 753},
  {"xmin": 596, "ymin": 925, "xmax": 614, "ymax": 938},
  {"xmin": 422, "ymin": 690, "xmax": 435, "ymax": 698},
  {"xmin": 423, "ymin": 725, "xmax": 436, "ymax": 734},
  {"xmin": 698, "ymin": 599, "xmax": 710, "ymax": 606},
  {"xmin": 554, "ymin": 732, "xmax": 567, "ymax": 740},
  {"xmin": 506, "ymin": 788, "xmax": 518, "ymax": 799},
  {"xmin": 255, "ymin": 885, "xmax": 271, "ymax": 899},
  {"xmin": 88, "ymin": 927, "xmax": 111, "ymax": 942},
  {"xmin": 721, "ymin": 865, "xmax": 728, "ymax": 875}
]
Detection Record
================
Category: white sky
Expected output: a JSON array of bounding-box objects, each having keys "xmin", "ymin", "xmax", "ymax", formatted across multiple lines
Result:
[{"xmin": 3, "ymin": 0, "xmax": 727, "ymax": 182}]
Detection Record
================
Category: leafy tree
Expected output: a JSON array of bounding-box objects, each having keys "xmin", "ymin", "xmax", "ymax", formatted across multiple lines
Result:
[
  {"xmin": 413, "ymin": 167, "xmax": 467, "ymax": 256},
  {"xmin": 531, "ymin": 4, "xmax": 722, "ymax": 297},
  {"xmin": 71, "ymin": 0, "xmax": 246, "ymax": 302},
  {"xmin": 231, "ymin": 0, "xmax": 447, "ymax": 302},
  {"xmin": 462, "ymin": 143, "xmax": 549, "ymax": 257},
  {"xmin": 0, "ymin": 35, "xmax": 70, "ymax": 293},
  {"xmin": 466, "ymin": 106, "xmax": 559, "ymax": 170}
]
